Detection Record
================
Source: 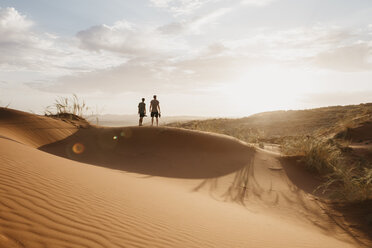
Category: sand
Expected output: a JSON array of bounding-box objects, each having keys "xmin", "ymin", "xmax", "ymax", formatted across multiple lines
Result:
[{"xmin": 0, "ymin": 108, "xmax": 368, "ymax": 247}]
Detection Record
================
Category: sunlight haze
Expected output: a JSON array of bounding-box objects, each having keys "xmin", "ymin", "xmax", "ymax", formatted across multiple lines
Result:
[{"xmin": 0, "ymin": 0, "xmax": 372, "ymax": 116}]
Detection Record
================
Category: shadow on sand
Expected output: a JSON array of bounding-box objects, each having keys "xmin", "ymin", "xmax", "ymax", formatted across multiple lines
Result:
[
  {"xmin": 39, "ymin": 126, "xmax": 255, "ymax": 179},
  {"xmin": 192, "ymin": 151, "xmax": 371, "ymax": 247}
]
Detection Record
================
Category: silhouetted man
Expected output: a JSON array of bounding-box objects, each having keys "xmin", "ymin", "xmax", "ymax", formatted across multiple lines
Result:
[
  {"xmin": 150, "ymin": 95, "xmax": 161, "ymax": 126},
  {"xmin": 138, "ymin": 98, "xmax": 146, "ymax": 126}
]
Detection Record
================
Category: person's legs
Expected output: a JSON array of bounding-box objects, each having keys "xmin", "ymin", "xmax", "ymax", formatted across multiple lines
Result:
[
  {"xmin": 139, "ymin": 117, "xmax": 143, "ymax": 126},
  {"xmin": 151, "ymin": 117, "xmax": 154, "ymax": 126},
  {"xmin": 156, "ymin": 117, "xmax": 158, "ymax": 126}
]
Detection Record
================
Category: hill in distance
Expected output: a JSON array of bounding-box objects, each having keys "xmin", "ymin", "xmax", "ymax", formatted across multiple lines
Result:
[{"xmin": 167, "ymin": 103, "xmax": 372, "ymax": 144}]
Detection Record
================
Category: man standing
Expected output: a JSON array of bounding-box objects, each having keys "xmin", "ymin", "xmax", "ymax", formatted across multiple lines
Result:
[
  {"xmin": 150, "ymin": 95, "xmax": 161, "ymax": 126},
  {"xmin": 138, "ymin": 98, "xmax": 146, "ymax": 126}
]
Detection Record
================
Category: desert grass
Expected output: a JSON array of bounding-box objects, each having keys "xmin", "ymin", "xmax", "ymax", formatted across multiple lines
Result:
[
  {"xmin": 168, "ymin": 104, "xmax": 372, "ymax": 202},
  {"xmin": 281, "ymin": 137, "xmax": 341, "ymax": 173},
  {"xmin": 169, "ymin": 103, "xmax": 372, "ymax": 143},
  {"xmin": 319, "ymin": 166, "xmax": 372, "ymax": 202},
  {"xmin": 45, "ymin": 94, "xmax": 89, "ymax": 118},
  {"xmin": 281, "ymin": 136, "xmax": 372, "ymax": 202},
  {"xmin": 168, "ymin": 119, "xmax": 263, "ymax": 144}
]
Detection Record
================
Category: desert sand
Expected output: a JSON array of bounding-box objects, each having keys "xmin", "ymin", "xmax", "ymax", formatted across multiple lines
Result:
[{"xmin": 0, "ymin": 108, "xmax": 368, "ymax": 247}]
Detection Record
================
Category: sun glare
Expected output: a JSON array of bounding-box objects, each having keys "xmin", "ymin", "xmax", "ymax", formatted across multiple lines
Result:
[{"xmin": 218, "ymin": 66, "xmax": 316, "ymax": 115}]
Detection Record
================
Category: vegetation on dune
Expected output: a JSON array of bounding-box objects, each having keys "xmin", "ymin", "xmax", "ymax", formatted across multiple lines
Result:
[
  {"xmin": 45, "ymin": 94, "xmax": 89, "ymax": 118},
  {"xmin": 44, "ymin": 94, "xmax": 93, "ymax": 127},
  {"xmin": 167, "ymin": 103, "xmax": 372, "ymax": 203},
  {"xmin": 281, "ymin": 136, "xmax": 341, "ymax": 173},
  {"xmin": 281, "ymin": 136, "xmax": 372, "ymax": 202},
  {"xmin": 168, "ymin": 118, "xmax": 263, "ymax": 143},
  {"xmin": 168, "ymin": 103, "xmax": 372, "ymax": 143}
]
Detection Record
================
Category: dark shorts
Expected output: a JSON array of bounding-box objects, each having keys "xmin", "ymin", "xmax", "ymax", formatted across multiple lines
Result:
[
  {"xmin": 139, "ymin": 113, "xmax": 145, "ymax": 117},
  {"xmin": 151, "ymin": 112, "xmax": 159, "ymax": 118}
]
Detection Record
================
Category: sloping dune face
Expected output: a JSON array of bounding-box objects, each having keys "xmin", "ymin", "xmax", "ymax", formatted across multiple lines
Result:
[
  {"xmin": 0, "ymin": 108, "xmax": 78, "ymax": 147},
  {"xmin": 40, "ymin": 126, "xmax": 253, "ymax": 178},
  {"xmin": 0, "ymin": 109, "xmax": 365, "ymax": 247}
]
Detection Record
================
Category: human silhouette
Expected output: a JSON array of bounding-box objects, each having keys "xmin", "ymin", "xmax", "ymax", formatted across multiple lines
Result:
[
  {"xmin": 138, "ymin": 98, "xmax": 146, "ymax": 126},
  {"xmin": 150, "ymin": 95, "xmax": 161, "ymax": 126}
]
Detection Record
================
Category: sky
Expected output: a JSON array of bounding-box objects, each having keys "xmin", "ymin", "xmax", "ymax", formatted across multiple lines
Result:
[{"xmin": 0, "ymin": 0, "xmax": 372, "ymax": 117}]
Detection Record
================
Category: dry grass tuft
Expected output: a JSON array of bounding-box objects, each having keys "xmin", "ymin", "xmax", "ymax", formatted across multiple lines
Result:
[
  {"xmin": 281, "ymin": 136, "xmax": 372, "ymax": 202},
  {"xmin": 45, "ymin": 94, "xmax": 89, "ymax": 118},
  {"xmin": 281, "ymin": 137, "xmax": 341, "ymax": 173}
]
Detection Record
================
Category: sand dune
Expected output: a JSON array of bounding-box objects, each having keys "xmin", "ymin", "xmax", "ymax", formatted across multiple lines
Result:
[{"xmin": 0, "ymin": 108, "xmax": 368, "ymax": 247}]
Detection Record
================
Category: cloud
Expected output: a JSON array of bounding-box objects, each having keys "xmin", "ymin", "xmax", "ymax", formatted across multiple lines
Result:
[
  {"xmin": 220, "ymin": 25, "xmax": 372, "ymax": 71},
  {"xmin": 158, "ymin": 7, "xmax": 232, "ymax": 34},
  {"xmin": 0, "ymin": 7, "xmax": 45, "ymax": 69},
  {"xmin": 313, "ymin": 43, "xmax": 372, "ymax": 72},
  {"xmin": 35, "ymin": 23, "xmax": 372, "ymax": 95},
  {"xmin": 0, "ymin": 7, "xmax": 32, "ymax": 32},
  {"xmin": 150, "ymin": 0, "xmax": 214, "ymax": 16},
  {"xmin": 4, "ymin": 6, "xmax": 372, "ymax": 103},
  {"xmin": 0, "ymin": 7, "xmax": 126, "ymax": 76},
  {"xmin": 241, "ymin": 0, "xmax": 277, "ymax": 7},
  {"xmin": 77, "ymin": 20, "xmax": 188, "ymax": 56},
  {"xmin": 150, "ymin": 0, "xmax": 272, "ymax": 16},
  {"xmin": 33, "ymin": 51, "xmax": 259, "ymax": 94},
  {"xmin": 301, "ymin": 91, "xmax": 372, "ymax": 106}
]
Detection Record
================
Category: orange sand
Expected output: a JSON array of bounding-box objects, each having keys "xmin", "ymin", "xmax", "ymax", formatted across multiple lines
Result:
[{"xmin": 0, "ymin": 108, "xmax": 367, "ymax": 247}]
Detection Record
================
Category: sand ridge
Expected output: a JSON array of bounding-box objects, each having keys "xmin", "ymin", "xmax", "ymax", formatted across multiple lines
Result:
[{"xmin": 0, "ymin": 108, "xmax": 368, "ymax": 247}]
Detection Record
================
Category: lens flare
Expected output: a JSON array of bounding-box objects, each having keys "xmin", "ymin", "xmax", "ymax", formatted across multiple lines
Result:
[
  {"xmin": 72, "ymin": 143, "xmax": 85, "ymax": 154},
  {"xmin": 113, "ymin": 136, "xmax": 118, "ymax": 140},
  {"xmin": 120, "ymin": 129, "xmax": 132, "ymax": 138}
]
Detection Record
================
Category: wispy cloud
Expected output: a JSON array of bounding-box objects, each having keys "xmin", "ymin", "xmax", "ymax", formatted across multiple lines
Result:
[
  {"xmin": 314, "ymin": 43, "xmax": 372, "ymax": 71},
  {"xmin": 221, "ymin": 25, "xmax": 372, "ymax": 71},
  {"xmin": 3, "ymin": 6, "xmax": 372, "ymax": 103},
  {"xmin": 158, "ymin": 7, "xmax": 232, "ymax": 34},
  {"xmin": 76, "ymin": 20, "xmax": 188, "ymax": 56},
  {"xmin": 301, "ymin": 91, "xmax": 372, "ymax": 106},
  {"xmin": 32, "ymin": 24, "xmax": 372, "ymax": 95},
  {"xmin": 150, "ymin": 0, "xmax": 215, "ymax": 16},
  {"xmin": 241, "ymin": 0, "xmax": 277, "ymax": 7},
  {"xmin": 0, "ymin": 7, "xmax": 125, "ymax": 76}
]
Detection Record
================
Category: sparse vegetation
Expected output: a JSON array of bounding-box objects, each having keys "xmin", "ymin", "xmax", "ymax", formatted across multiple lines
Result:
[
  {"xmin": 168, "ymin": 103, "xmax": 372, "ymax": 143},
  {"xmin": 45, "ymin": 94, "xmax": 89, "ymax": 118},
  {"xmin": 281, "ymin": 136, "xmax": 341, "ymax": 173},
  {"xmin": 167, "ymin": 119, "xmax": 263, "ymax": 144},
  {"xmin": 281, "ymin": 136, "xmax": 372, "ymax": 202},
  {"xmin": 318, "ymin": 165, "xmax": 372, "ymax": 202},
  {"xmin": 168, "ymin": 103, "xmax": 372, "ymax": 203},
  {"xmin": 44, "ymin": 94, "xmax": 91, "ymax": 127}
]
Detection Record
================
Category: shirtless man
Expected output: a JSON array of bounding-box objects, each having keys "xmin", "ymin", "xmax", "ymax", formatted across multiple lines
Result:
[
  {"xmin": 138, "ymin": 98, "xmax": 146, "ymax": 126},
  {"xmin": 149, "ymin": 95, "xmax": 161, "ymax": 126}
]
